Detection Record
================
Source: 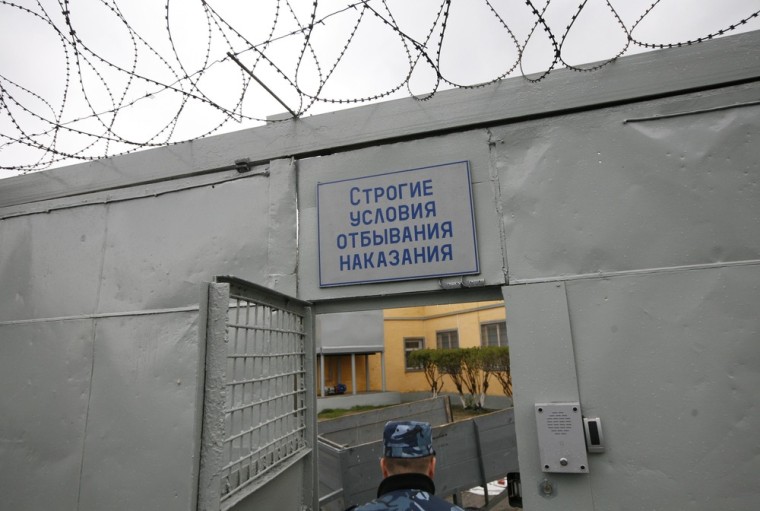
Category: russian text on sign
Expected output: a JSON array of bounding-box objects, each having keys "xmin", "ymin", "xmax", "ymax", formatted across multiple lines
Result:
[
  {"xmin": 317, "ymin": 161, "xmax": 479, "ymax": 287},
  {"xmin": 349, "ymin": 179, "xmax": 434, "ymax": 205},
  {"xmin": 336, "ymin": 221, "xmax": 454, "ymax": 249},
  {"xmin": 339, "ymin": 244, "xmax": 454, "ymax": 271},
  {"xmin": 348, "ymin": 200, "xmax": 437, "ymax": 226}
]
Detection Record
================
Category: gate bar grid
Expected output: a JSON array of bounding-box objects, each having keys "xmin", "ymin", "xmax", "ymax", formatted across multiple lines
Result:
[{"xmin": 198, "ymin": 277, "xmax": 316, "ymax": 511}]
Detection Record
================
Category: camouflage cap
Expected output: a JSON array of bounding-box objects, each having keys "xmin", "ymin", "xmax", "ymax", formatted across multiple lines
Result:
[{"xmin": 382, "ymin": 421, "xmax": 434, "ymax": 458}]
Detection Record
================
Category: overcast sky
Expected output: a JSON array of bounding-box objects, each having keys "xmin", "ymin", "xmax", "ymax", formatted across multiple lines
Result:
[{"xmin": 1, "ymin": 0, "xmax": 758, "ymax": 179}]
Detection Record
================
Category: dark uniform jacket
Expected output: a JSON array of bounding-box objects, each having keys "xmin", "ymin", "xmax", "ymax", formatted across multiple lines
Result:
[{"xmin": 349, "ymin": 473, "xmax": 464, "ymax": 511}]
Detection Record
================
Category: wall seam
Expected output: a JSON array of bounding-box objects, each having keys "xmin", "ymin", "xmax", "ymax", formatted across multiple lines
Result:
[
  {"xmin": 75, "ymin": 317, "xmax": 97, "ymax": 511},
  {"xmin": 0, "ymin": 305, "xmax": 201, "ymax": 326},
  {"xmin": 0, "ymin": 170, "xmax": 268, "ymax": 221},
  {"xmin": 486, "ymin": 128, "xmax": 510, "ymax": 282},
  {"xmin": 507, "ymin": 259, "xmax": 760, "ymax": 286}
]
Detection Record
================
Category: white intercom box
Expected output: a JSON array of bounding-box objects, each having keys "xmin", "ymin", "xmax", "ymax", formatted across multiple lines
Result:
[{"xmin": 535, "ymin": 402, "xmax": 589, "ymax": 473}]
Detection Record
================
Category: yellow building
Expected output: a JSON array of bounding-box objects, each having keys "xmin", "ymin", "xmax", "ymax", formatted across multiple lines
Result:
[{"xmin": 369, "ymin": 301, "xmax": 507, "ymax": 395}]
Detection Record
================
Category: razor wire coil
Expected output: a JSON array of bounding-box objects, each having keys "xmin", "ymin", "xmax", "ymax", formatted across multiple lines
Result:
[{"xmin": 0, "ymin": 0, "xmax": 758, "ymax": 172}]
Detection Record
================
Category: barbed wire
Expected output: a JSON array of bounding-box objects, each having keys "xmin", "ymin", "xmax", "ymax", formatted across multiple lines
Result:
[{"xmin": 0, "ymin": 0, "xmax": 758, "ymax": 173}]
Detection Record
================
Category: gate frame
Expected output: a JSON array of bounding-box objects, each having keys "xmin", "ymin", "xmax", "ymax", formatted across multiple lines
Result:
[{"xmin": 197, "ymin": 276, "xmax": 317, "ymax": 511}]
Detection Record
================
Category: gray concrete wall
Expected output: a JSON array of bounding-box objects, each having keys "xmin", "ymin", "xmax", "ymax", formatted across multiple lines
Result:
[
  {"xmin": 0, "ymin": 311, "xmax": 203, "ymax": 510},
  {"xmin": 495, "ymin": 80, "xmax": 760, "ymax": 510},
  {"xmin": 493, "ymin": 83, "xmax": 760, "ymax": 282},
  {"xmin": 569, "ymin": 265, "xmax": 759, "ymax": 510},
  {"xmin": 0, "ymin": 161, "xmax": 299, "ymax": 510}
]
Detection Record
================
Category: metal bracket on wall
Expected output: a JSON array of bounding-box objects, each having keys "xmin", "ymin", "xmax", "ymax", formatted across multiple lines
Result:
[
  {"xmin": 235, "ymin": 158, "xmax": 252, "ymax": 173},
  {"xmin": 233, "ymin": 158, "xmax": 271, "ymax": 177},
  {"xmin": 439, "ymin": 277, "xmax": 486, "ymax": 289},
  {"xmin": 439, "ymin": 278, "xmax": 463, "ymax": 289}
]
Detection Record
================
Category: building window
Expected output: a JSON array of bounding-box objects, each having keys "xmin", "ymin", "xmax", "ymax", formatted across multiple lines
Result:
[
  {"xmin": 404, "ymin": 338, "xmax": 424, "ymax": 371},
  {"xmin": 436, "ymin": 330, "xmax": 459, "ymax": 350},
  {"xmin": 481, "ymin": 321, "xmax": 508, "ymax": 347}
]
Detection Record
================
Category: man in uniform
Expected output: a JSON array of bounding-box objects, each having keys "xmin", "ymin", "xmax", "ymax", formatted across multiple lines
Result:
[{"xmin": 349, "ymin": 420, "xmax": 465, "ymax": 511}]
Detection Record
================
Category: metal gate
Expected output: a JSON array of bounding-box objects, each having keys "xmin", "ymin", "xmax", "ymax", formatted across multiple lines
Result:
[{"xmin": 198, "ymin": 276, "xmax": 317, "ymax": 511}]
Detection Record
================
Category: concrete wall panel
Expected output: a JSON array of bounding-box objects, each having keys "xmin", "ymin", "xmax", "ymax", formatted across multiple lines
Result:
[
  {"xmin": 0, "ymin": 161, "xmax": 298, "ymax": 321},
  {"xmin": 77, "ymin": 311, "xmax": 202, "ymax": 511},
  {"xmin": 493, "ymin": 83, "xmax": 760, "ymax": 282},
  {"xmin": 566, "ymin": 265, "xmax": 760, "ymax": 511},
  {"xmin": 0, "ymin": 207, "xmax": 107, "ymax": 321},
  {"xmin": 502, "ymin": 282, "xmax": 593, "ymax": 511},
  {"xmin": 0, "ymin": 320, "xmax": 93, "ymax": 509},
  {"xmin": 96, "ymin": 179, "xmax": 271, "ymax": 313}
]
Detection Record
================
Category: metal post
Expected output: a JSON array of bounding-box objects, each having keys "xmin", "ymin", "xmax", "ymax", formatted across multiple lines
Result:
[
  {"xmin": 473, "ymin": 421, "xmax": 489, "ymax": 506},
  {"xmin": 381, "ymin": 351, "xmax": 387, "ymax": 392},
  {"xmin": 197, "ymin": 282, "xmax": 230, "ymax": 511},
  {"xmin": 320, "ymin": 351, "xmax": 326, "ymax": 397},
  {"xmin": 351, "ymin": 353, "xmax": 357, "ymax": 395},
  {"xmin": 365, "ymin": 354, "xmax": 370, "ymax": 391},
  {"xmin": 303, "ymin": 305, "xmax": 319, "ymax": 511},
  {"xmin": 227, "ymin": 52, "xmax": 297, "ymax": 118}
]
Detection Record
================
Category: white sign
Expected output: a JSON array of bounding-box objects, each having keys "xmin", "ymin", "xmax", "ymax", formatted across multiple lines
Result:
[{"xmin": 317, "ymin": 161, "xmax": 479, "ymax": 287}]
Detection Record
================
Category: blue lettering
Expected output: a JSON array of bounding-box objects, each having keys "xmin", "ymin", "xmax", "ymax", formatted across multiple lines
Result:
[
  {"xmin": 441, "ymin": 221, "xmax": 453, "ymax": 238},
  {"xmin": 414, "ymin": 246, "xmax": 426, "ymax": 264},
  {"xmin": 414, "ymin": 224, "xmax": 426, "ymax": 241},
  {"xmin": 424, "ymin": 200, "xmax": 436, "ymax": 218},
  {"xmin": 363, "ymin": 252, "xmax": 375, "ymax": 268},
  {"xmin": 349, "ymin": 187, "xmax": 361, "ymax": 206},
  {"xmin": 410, "ymin": 203, "xmax": 422, "ymax": 219}
]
